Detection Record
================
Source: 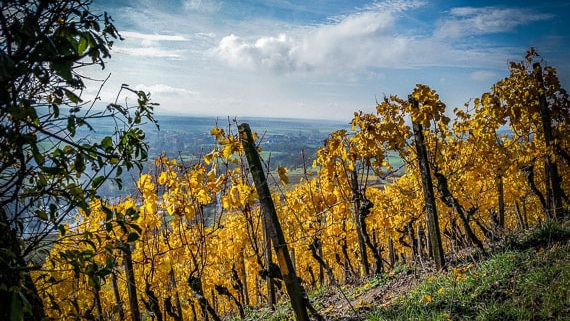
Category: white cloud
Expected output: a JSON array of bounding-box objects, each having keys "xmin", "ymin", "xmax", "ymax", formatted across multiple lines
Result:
[
  {"xmin": 183, "ymin": 0, "xmax": 222, "ymax": 13},
  {"xmin": 217, "ymin": 34, "xmax": 300, "ymax": 71},
  {"xmin": 469, "ymin": 70, "xmax": 498, "ymax": 82},
  {"xmin": 296, "ymin": 9, "xmax": 403, "ymax": 70},
  {"xmin": 361, "ymin": 0, "xmax": 425, "ymax": 13},
  {"xmin": 114, "ymin": 31, "xmax": 188, "ymax": 58},
  {"xmin": 114, "ymin": 46, "xmax": 184, "ymax": 58},
  {"xmin": 134, "ymin": 84, "xmax": 198, "ymax": 96},
  {"xmin": 435, "ymin": 7, "xmax": 552, "ymax": 38},
  {"xmin": 120, "ymin": 31, "xmax": 187, "ymax": 42},
  {"xmin": 215, "ymin": 2, "xmax": 415, "ymax": 74},
  {"xmin": 214, "ymin": 1, "xmax": 542, "ymax": 77}
]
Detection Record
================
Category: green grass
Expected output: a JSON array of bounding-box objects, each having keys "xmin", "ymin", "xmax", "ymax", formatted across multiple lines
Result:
[{"xmin": 366, "ymin": 222, "xmax": 570, "ymax": 321}]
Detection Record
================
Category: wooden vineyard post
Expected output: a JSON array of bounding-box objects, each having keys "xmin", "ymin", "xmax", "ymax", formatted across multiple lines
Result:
[
  {"xmin": 497, "ymin": 175, "xmax": 505, "ymax": 229},
  {"xmin": 349, "ymin": 170, "xmax": 370, "ymax": 276},
  {"xmin": 240, "ymin": 252, "xmax": 250, "ymax": 306},
  {"xmin": 121, "ymin": 242, "xmax": 142, "ymax": 321},
  {"xmin": 534, "ymin": 62, "xmax": 564, "ymax": 220},
  {"xmin": 238, "ymin": 123, "xmax": 310, "ymax": 321},
  {"xmin": 317, "ymin": 240, "xmax": 324, "ymax": 286},
  {"xmin": 262, "ymin": 216, "xmax": 276, "ymax": 308},
  {"xmin": 111, "ymin": 272, "xmax": 125, "ymax": 321},
  {"xmin": 290, "ymin": 247, "xmax": 296, "ymax": 274},
  {"xmin": 388, "ymin": 238, "xmax": 396, "ymax": 269},
  {"xmin": 409, "ymin": 97, "xmax": 446, "ymax": 271}
]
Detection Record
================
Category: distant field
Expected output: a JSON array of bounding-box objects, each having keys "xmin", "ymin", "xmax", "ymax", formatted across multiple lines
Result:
[
  {"xmin": 146, "ymin": 115, "xmax": 348, "ymax": 134},
  {"xmin": 69, "ymin": 115, "xmax": 410, "ymax": 197}
]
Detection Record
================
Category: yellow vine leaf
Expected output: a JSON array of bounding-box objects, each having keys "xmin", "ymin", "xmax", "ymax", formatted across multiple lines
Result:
[
  {"xmin": 277, "ymin": 165, "xmax": 289, "ymax": 185},
  {"xmin": 422, "ymin": 294, "xmax": 433, "ymax": 303},
  {"xmin": 210, "ymin": 126, "xmax": 225, "ymax": 140},
  {"xmin": 158, "ymin": 171, "xmax": 167, "ymax": 185}
]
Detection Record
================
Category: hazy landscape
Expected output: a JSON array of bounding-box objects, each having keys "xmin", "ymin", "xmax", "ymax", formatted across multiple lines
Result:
[
  {"xmin": 145, "ymin": 115, "xmax": 349, "ymax": 163},
  {"xmin": 95, "ymin": 115, "xmax": 351, "ymax": 198}
]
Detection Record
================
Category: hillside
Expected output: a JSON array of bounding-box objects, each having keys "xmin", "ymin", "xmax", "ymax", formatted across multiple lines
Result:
[
  {"xmin": 241, "ymin": 221, "xmax": 570, "ymax": 321},
  {"xmin": 25, "ymin": 52, "xmax": 570, "ymax": 321}
]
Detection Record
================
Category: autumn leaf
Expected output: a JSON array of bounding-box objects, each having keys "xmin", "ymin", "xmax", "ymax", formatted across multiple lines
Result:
[{"xmin": 278, "ymin": 165, "xmax": 289, "ymax": 185}]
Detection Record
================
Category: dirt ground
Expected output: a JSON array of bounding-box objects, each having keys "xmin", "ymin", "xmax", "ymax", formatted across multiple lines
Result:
[{"xmin": 316, "ymin": 267, "xmax": 432, "ymax": 320}]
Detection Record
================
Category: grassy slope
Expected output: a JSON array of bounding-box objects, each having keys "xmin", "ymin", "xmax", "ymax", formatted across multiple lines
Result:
[
  {"xmin": 237, "ymin": 221, "xmax": 570, "ymax": 321},
  {"xmin": 362, "ymin": 223, "xmax": 570, "ymax": 321}
]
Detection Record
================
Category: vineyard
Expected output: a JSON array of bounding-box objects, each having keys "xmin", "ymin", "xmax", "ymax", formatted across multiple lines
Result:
[{"xmin": 30, "ymin": 48, "xmax": 570, "ymax": 321}]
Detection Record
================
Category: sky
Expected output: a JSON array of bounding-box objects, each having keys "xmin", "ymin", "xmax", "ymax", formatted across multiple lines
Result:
[{"xmin": 86, "ymin": 0, "xmax": 570, "ymax": 121}]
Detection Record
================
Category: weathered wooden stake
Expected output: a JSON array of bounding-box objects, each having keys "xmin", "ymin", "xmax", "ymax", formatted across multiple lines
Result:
[
  {"xmin": 122, "ymin": 243, "xmax": 141, "ymax": 321},
  {"xmin": 240, "ymin": 252, "xmax": 250, "ymax": 306},
  {"xmin": 290, "ymin": 247, "xmax": 296, "ymax": 274},
  {"xmin": 261, "ymin": 218, "xmax": 275, "ymax": 308},
  {"xmin": 349, "ymin": 170, "xmax": 371, "ymax": 276},
  {"xmin": 388, "ymin": 238, "xmax": 396, "ymax": 269},
  {"xmin": 534, "ymin": 62, "xmax": 564, "ymax": 220},
  {"xmin": 497, "ymin": 175, "xmax": 505, "ymax": 229},
  {"xmin": 111, "ymin": 272, "xmax": 125, "ymax": 321},
  {"xmin": 238, "ymin": 123, "xmax": 310, "ymax": 321},
  {"xmin": 409, "ymin": 97, "xmax": 446, "ymax": 270},
  {"xmin": 317, "ymin": 240, "xmax": 324, "ymax": 286}
]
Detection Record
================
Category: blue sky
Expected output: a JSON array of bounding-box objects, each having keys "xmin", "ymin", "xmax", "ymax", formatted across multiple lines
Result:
[{"xmin": 86, "ymin": 0, "xmax": 570, "ymax": 120}]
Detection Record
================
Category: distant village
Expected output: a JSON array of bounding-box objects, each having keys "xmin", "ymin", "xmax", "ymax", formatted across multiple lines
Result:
[
  {"xmin": 147, "ymin": 120, "xmax": 332, "ymax": 171},
  {"xmin": 95, "ymin": 116, "xmax": 349, "ymax": 199}
]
